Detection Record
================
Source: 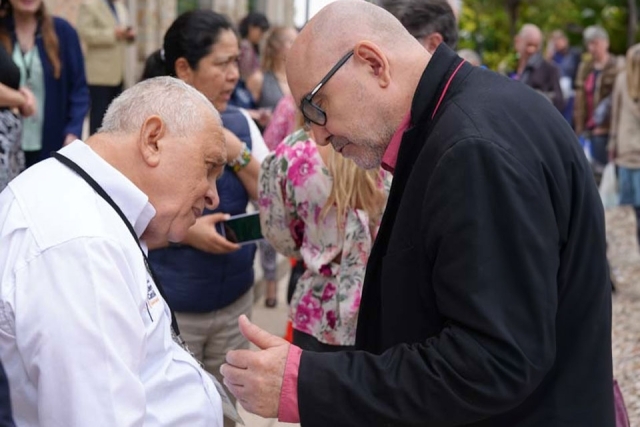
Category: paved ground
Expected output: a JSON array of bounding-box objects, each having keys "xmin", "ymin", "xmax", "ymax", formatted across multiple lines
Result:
[
  {"xmin": 239, "ymin": 207, "xmax": 640, "ymax": 426},
  {"xmin": 605, "ymin": 206, "xmax": 640, "ymax": 426}
]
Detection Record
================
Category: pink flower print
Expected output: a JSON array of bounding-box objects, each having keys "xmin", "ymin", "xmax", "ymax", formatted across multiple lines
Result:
[
  {"xmin": 351, "ymin": 292, "xmax": 362, "ymax": 312},
  {"xmin": 326, "ymin": 310, "xmax": 337, "ymax": 329},
  {"xmin": 289, "ymin": 219, "xmax": 304, "ymax": 247},
  {"xmin": 319, "ymin": 264, "xmax": 332, "ymax": 278},
  {"xmin": 295, "ymin": 292, "xmax": 323, "ymax": 329},
  {"xmin": 288, "ymin": 153, "xmax": 317, "ymax": 187},
  {"xmin": 258, "ymin": 195, "xmax": 271, "ymax": 210},
  {"xmin": 321, "ymin": 282, "xmax": 337, "ymax": 301}
]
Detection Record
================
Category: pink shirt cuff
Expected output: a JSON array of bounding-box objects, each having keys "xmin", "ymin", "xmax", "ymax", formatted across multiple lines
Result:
[{"xmin": 277, "ymin": 344, "xmax": 302, "ymax": 423}]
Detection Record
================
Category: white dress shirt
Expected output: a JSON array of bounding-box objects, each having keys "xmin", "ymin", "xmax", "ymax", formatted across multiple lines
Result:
[{"xmin": 0, "ymin": 141, "xmax": 222, "ymax": 427}]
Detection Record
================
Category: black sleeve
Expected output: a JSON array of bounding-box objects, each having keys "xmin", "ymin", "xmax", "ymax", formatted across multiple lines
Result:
[
  {"xmin": 297, "ymin": 138, "xmax": 560, "ymax": 427},
  {"xmin": 0, "ymin": 43, "xmax": 20, "ymax": 90}
]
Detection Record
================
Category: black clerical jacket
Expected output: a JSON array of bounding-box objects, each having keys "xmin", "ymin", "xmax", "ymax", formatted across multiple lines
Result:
[{"xmin": 297, "ymin": 44, "xmax": 614, "ymax": 427}]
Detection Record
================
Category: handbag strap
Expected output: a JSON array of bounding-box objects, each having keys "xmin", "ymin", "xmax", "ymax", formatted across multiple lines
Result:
[{"xmin": 52, "ymin": 152, "xmax": 183, "ymax": 340}]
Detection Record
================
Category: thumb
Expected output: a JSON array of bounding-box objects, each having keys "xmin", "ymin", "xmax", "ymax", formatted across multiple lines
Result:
[
  {"xmin": 204, "ymin": 212, "xmax": 230, "ymax": 224},
  {"xmin": 238, "ymin": 314, "xmax": 287, "ymax": 350}
]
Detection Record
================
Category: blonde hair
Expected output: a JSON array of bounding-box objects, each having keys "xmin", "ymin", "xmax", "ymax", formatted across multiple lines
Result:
[
  {"xmin": 321, "ymin": 148, "xmax": 387, "ymax": 233},
  {"xmin": 262, "ymin": 26, "xmax": 295, "ymax": 73},
  {"xmin": 626, "ymin": 44, "xmax": 640, "ymax": 101}
]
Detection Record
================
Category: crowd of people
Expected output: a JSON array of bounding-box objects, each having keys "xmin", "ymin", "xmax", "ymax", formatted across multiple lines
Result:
[{"xmin": 0, "ymin": 0, "xmax": 634, "ymax": 426}]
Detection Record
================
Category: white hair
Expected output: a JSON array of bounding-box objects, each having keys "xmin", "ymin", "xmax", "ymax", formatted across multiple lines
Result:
[
  {"xmin": 583, "ymin": 25, "xmax": 609, "ymax": 43},
  {"xmin": 99, "ymin": 76, "xmax": 220, "ymax": 136}
]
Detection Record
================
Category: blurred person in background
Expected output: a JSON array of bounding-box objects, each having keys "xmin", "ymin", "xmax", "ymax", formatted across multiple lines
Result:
[
  {"xmin": 245, "ymin": 26, "xmax": 298, "ymax": 308},
  {"xmin": 246, "ymin": 26, "xmax": 298, "ymax": 116},
  {"xmin": 77, "ymin": 0, "xmax": 135, "ymax": 135},
  {"xmin": 457, "ymin": 48, "xmax": 482, "ymax": 66},
  {"xmin": 511, "ymin": 24, "xmax": 564, "ymax": 112},
  {"xmin": 548, "ymin": 29, "xmax": 582, "ymax": 125},
  {"xmin": 379, "ymin": 0, "xmax": 458, "ymax": 53},
  {"xmin": 259, "ymin": 125, "xmax": 390, "ymax": 351},
  {"xmin": 575, "ymin": 25, "xmax": 621, "ymax": 174},
  {"xmin": 0, "ymin": 35, "xmax": 35, "ymax": 191},
  {"xmin": 0, "ymin": 0, "xmax": 89, "ymax": 167},
  {"xmin": 230, "ymin": 11, "xmax": 270, "ymax": 124},
  {"xmin": 237, "ymin": 12, "xmax": 270, "ymax": 82},
  {"xmin": 609, "ymin": 43, "xmax": 640, "ymax": 244},
  {"xmin": 141, "ymin": 10, "xmax": 265, "ymax": 427}
]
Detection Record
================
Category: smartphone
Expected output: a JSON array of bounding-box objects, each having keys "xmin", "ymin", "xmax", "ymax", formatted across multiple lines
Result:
[{"xmin": 217, "ymin": 212, "xmax": 263, "ymax": 245}]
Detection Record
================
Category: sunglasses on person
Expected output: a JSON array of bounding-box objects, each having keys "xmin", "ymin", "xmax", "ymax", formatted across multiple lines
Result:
[{"xmin": 300, "ymin": 50, "xmax": 354, "ymax": 127}]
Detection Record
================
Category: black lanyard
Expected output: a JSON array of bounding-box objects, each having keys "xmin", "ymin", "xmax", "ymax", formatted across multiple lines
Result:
[{"xmin": 52, "ymin": 152, "xmax": 183, "ymax": 341}]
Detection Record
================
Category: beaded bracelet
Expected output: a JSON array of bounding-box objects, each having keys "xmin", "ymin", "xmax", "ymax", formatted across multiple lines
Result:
[{"xmin": 229, "ymin": 142, "xmax": 252, "ymax": 173}]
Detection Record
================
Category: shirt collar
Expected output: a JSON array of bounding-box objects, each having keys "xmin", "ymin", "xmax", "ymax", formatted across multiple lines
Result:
[
  {"xmin": 381, "ymin": 110, "xmax": 412, "ymax": 173},
  {"xmin": 59, "ymin": 140, "xmax": 156, "ymax": 238}
]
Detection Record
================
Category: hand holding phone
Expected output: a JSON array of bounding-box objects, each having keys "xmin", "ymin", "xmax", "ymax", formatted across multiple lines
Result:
[
  {"xmin": 216, "ymin": 212, "xmax": 263, "ymax": 245},
  {"xmin": 181, "ymin": 213, "xmax": 240, "ymax": 254}
]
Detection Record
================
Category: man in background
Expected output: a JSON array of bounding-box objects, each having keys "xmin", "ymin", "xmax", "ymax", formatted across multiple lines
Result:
[
  {"xmin": 512, "ymin": 23, "xmax": 565, "ymax": 111},
  {"xmin": 378, "ymin": 0, "xmax": 458, "ymax": 52},
  {"xmin": 77, "ymin": 0, "xmax": 135, "ymax": 134}
]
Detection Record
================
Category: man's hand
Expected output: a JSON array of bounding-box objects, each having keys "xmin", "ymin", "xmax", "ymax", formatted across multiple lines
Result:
[
  {"xmin": 220, "ymin": 315, "xmax": 290, "ymax": 418},
  {"xmin": 182, "ymin": 212, "xmax": 240, "ymax": 254}
]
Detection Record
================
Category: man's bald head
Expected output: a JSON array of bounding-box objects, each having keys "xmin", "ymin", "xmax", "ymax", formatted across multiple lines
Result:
[
  {"xmin": 515, "ymin": 23, "xmax": 543, "ymax": 59},
  {"xmin": 288, "ymin": 0, "xmax": 420, "ymax": 98},
  {"xmin": 286, "ymin": 0, "xmax": 430, "ymax": 169}
]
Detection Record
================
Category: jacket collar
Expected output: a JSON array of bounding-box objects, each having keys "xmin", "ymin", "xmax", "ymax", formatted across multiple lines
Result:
[{"xmin": 409, "ymin": 43, "xmax": 466, "ymax": 128}]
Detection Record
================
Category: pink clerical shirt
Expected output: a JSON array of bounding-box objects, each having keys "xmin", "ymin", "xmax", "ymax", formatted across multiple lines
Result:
[{"xmin": 276, "ymin": 111, "xmax": 411, "ymax": 423}]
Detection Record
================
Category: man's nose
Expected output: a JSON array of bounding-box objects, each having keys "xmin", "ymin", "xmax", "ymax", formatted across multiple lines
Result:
[
  {"xmin": 204, "ymin": 184, "xmax": 219, "ymax": 210},
  {"xmin": 310, "ymin": 123, "xmax": 330, "ymax": 146}
]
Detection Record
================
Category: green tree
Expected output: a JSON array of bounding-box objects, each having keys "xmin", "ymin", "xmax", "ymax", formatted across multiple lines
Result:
[{"xmin": 459, "ymin": 0, "xmax": 638, "ymax": 70}]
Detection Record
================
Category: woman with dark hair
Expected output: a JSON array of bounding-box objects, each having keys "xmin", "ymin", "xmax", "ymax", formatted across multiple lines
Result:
[
  {"xmin": 141, "ymin": 10, "xmax": 267, "ymax": 427},
  {"xmin": 0, "ymin": 0, "xmax": 89, "ymax": 167},
  {"xmin": 237, "ymin": 11, "xmax": 269, "ymax": 81}
]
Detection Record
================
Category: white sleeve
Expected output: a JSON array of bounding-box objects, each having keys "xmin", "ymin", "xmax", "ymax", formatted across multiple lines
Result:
[
  {"xmin": 15, "ymin": 237, "xmax": 147, "ymax": 427},
  {"xmin": 240, "ymin": 108, "xmax": 269, "ymax": 163}
]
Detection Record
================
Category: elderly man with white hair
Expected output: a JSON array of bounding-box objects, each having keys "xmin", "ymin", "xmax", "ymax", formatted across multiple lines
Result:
[
  {"xmin": 0, "ymin": 76, "xmax": 228, "ymax": 427},
  {"xmin": 512, "ymin": 23, "xmax": 565, "ymax": 111},
  {"xmin": 574, "ymin": 25, "xmax": 622, "ymax": 173}
]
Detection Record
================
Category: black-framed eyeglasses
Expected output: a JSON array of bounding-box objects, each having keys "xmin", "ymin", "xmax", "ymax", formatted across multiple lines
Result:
[{"xmin": 300, "ymin": 50, "xmax": 354, "ymax": 127}]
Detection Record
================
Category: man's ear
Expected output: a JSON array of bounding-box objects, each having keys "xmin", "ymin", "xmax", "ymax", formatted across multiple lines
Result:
[
  {"xmin": 174, "ymin": 57, "xmax": 193, "ymax": 83},
  {"xmin": 421, "ymin": 33, "xmax": 443, "ymax": 54},
  {"xmin": 138, "ymin": 115, "xmax": 165, "ymax": 167},
  {"xmin": 353, "ymin": 41, "xmax": 391, "ymax": 88}
]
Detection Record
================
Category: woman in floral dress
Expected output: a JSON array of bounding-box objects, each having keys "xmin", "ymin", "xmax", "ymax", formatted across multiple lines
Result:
[{"xmin": 258, "ymin": 128, "xmax": 391, "ymax": 350}]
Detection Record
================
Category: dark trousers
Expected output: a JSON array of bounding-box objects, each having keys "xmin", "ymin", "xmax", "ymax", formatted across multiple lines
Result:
[
  {"xmin": 89, "ymin": 83, "xmax": 123, "ymax": 135},
  {"xmin": 292, "ymin": 329, "xmax": 355, "ymax": 353}
]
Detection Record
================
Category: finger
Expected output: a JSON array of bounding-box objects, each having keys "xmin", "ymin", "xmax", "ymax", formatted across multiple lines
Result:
[
  {"xmin": 220, "ymin": 360, "xmax": 255, "ymax": 386},
  {"xmin": 223, "ymin": 379, "xmax": 245, "ymax": 401},
  {"xmin": 238, "ymin": 314, "xmax": 287, "ymax": 350},
  {"xmin": 224, "ymin": 350, "xmax": 250, "ymax": 369},
  {"xmin": 204, "ymin": 212, "xmax": 231, "ymax": 224},
  {"xmin": 210, "ymin": 233, "xmax": 241, "ymax": 252}
]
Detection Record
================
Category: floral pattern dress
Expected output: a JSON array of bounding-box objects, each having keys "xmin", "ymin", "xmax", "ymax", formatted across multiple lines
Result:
[{"xmin": 258, "ymin": 129, "xmax": 391, "ymax": 345}]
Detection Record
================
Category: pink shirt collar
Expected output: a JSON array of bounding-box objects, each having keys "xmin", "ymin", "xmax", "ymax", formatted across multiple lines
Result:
[{"xmin": 381, "ymin": 111, "xmax": 412, "ymax": 173}]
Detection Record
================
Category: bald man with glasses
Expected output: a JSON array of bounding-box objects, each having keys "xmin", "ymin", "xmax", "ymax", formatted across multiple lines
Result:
[{"xmin": 220, "ymin": 1, "xmax": 615, "ymax": 426}]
